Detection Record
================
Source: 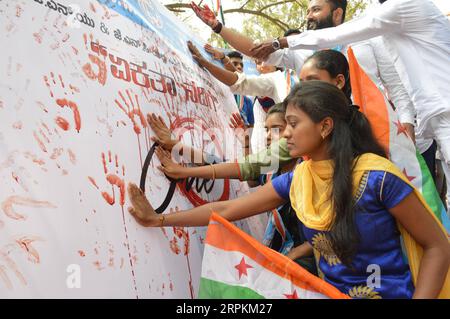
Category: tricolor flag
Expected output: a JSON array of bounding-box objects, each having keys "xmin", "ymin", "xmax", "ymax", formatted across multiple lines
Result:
[
  {"xmin": 348, "ymin": 47, "xmax": 450, "ymax": 234},
  {"xmin": 198, "ymin": 213, "xmax": 349, "ymax": 299}
]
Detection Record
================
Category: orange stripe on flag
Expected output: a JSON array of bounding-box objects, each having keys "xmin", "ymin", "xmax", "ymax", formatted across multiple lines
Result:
[
  {"xmin": 348, "ymin": 47, "xmax": 390, "ymax": 153},
  {"xmin": 207, "ymin": 213, "xmax": 350, "ymax": 299}
]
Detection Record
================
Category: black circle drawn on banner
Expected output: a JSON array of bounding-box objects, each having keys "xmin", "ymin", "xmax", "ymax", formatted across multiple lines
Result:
[
  {"xmin": 140, "ymin": 142, "xmax": 219, "ymax": 214},
  {"xmin": 139, "ymin": 142, "xmax": 177, "ymax": 214}
]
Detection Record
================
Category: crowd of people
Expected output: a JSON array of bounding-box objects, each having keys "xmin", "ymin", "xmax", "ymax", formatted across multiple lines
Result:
[{"xmin": 128, "ymin": 0, "xmax": 450, "ymax": 299}]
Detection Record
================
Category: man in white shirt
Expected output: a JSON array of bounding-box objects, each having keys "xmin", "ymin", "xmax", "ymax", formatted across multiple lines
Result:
[{"xmin": 253, "ymin": 0, "xmax": 450, "ymax": 169}]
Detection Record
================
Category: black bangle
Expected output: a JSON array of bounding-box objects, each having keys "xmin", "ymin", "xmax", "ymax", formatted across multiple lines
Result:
[{"xmin": 212, "ymin": 21, "xmax": 223, "ymax": 34}]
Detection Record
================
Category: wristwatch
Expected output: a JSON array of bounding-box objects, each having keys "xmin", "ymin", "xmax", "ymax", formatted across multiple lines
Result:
[{"xmin": 272, "ymin": 38, "xmax": 281, "ymax": 50}]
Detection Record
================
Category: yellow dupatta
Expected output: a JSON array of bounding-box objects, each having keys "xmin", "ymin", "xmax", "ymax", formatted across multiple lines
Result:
[{"xmin": 289, "ymin": 153, "xmax": 450, "ymax": 298}]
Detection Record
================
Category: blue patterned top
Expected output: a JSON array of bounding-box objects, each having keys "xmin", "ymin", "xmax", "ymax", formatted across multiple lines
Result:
[{"xmin": 272, "ymin": 170, "xmax": 415, "ymax": 299}]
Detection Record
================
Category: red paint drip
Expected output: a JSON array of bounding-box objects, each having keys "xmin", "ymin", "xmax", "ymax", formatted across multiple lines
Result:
[
  {"xmin": 43, "ymin": 76, "xmax": 54, "ymax": 97},
  {"xmin": 88, "ymin": 176, "xmax": 99, "ymax": 189},
  {"xmin": 106, "ymin": 174, "xmax": 125, "ymax": 206},
  {"xmin": 120, "ymin": 207, "xmax": 138, "ymax": 298},
  {"xmin": 56, "ymin": 98, "xmax": 81, "ymax": 132},
  {"xmin": 101, "ymin": 152, "xmax": 107, "ymax": 174},
  {"xmin": 55, "ymin": 116, "xmax": 69, "ymax": 131}
]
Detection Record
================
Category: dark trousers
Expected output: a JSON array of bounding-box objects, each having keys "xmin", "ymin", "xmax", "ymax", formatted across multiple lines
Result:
[{"xmin": 421, "ymin": 140, "xmax": 437, "ymax": 181}]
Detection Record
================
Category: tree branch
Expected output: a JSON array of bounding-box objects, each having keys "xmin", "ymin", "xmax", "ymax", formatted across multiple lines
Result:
[
  {"xmin": 223, "ymin": 8, "xmax": 290, "ymax": 30},
  {"xmin": 259, "ymin": 0, "xmax": 298, "ymax": 13}
]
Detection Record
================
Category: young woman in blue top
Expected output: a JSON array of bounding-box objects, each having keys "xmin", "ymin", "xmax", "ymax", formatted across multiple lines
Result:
[{"xmin": 127, "ymin": 81, "xmax": 449, "ymax": 299}]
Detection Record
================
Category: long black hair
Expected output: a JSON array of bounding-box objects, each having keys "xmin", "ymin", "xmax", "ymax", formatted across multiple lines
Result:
[
  {"xmin": 304, "ymin": 50, "xmax": 352, "ymax": 104},
  {"xmin": 284, "ymin": 81, "xmax": 386, "ymax": 266}
]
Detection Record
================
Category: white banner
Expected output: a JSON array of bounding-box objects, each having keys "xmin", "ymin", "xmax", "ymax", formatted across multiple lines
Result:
[{"xmin": 0, "ymin": 0, "xmax": 266, "ymax": 298}]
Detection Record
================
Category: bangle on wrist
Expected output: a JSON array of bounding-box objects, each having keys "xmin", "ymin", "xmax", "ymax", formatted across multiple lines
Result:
[
  {"xmin": 159, "ymin": 214, "xmax": 165, "ymax": 227},
  {"xmin": 210, "ymin": 163, "xmax": 216, "ymax": 181}
]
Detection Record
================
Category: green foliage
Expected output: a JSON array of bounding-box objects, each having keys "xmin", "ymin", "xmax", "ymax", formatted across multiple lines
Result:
[{"xmin": 165, "ymin": 0, "xmax": 369, "ymax": 48}]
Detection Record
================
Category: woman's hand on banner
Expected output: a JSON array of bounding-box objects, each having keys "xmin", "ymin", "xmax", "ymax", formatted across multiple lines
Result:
[
  {"xmin": 190, "ymin": 1, "xmax": 219, "ymax": 29},
  {"xmin": 127, "ymin": 183, "xmax": 159, "ymax": 227},
  {"xmin": 229, "ymin": 112, "xmax": 249, "ymax": 149},
  {"xmin": 147, "ymin": 113, "xmax": 178, "ymax": 151},
  {"xmin": 155, "ymin": 147, "xmax": 188, "ymax": 180}
]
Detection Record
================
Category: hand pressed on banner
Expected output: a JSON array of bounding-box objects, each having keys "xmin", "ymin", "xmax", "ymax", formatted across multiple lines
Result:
[
  {"xmin": 155, "ymin": 147, "xmax": 187, "ymax": 180},
  {"xmin": 190, "ymin": 2, "xmax": 219, "ymax": 29},
  {"xmin": 229, "ymin": 112, "xmax": 250, "ymax": 149},
  {"xmin": 147, "ymin": 113, "xmax": 178, "ymax": 151},
  {"xmin": 127, "ymin": 183, "xmax": 159, "ymax": 227},
  {"xmin": 187, "ymin": 41, "xmax": 208, "ymax": 68}
]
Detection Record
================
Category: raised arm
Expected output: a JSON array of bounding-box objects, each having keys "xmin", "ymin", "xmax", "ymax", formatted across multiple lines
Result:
[
  {"xmin": 191, "ymin": 2, "xmax": 256, "ymax": 57},
  {"xmin": 251, "ymin": 1, "xmax": 402, "ymax": 60}
]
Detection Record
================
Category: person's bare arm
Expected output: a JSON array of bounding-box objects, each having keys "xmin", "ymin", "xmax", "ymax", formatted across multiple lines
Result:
[
  {"xmin": 155, "ymin": 146, "xmax": 241, "ymax": 180},
  {"xmin": 286, "ymin": 242, "xmax": 314, "ymax": 260},
  {"xmin": 389, "ymin": 192, "xmax": 450, "ymax": 299},
  {"xmin": 191, "ymin": 2, "xmax": 256, "ymax": 57},
  {"xmin": 128, "ymin": 181, "xmax": 286, "ymax": 227}
]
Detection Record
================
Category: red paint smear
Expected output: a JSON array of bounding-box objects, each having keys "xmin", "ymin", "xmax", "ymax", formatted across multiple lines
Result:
[
  {"xmin": 106, "ymin": 174, "xmax": 125, "ymax": 206},
  {"xmin": 78, "ymin": 250, "xmax": 86, "ymax": 257},
  {"xmin": 62, "ymin": 34, "xmax": 70, "ymax": 43},
  {"xmin": 88, "ymin": 176, "xmax": 99, "ymax": 189},
  {"xmin": 101, "ymin": 191, "xmax": 114, "ymax": 205},
  {"xmin": 50, "ymin": 72, "xmax": 56, "ymax": 84},
  {"xmin": 69, "ymin": 84, "xmax": 80, "ymax": 93},
  {"xmin": 1, "ymin": 196, "xmax": 56, "ymax": 220},
  {"xmin": 58, "ymin": 74, "xmax": 65, "ymax": 88},
  {"xmin": 93, "ymin": 261, "xmax": 104, "ymax": 271},
  {"xmin": 55, "ymin": 116, "xmax": 69, "ymax": 131},
  {"xmin": 50, "ymin": 147, "xmax": 63, "ymax": 160},
  {"xmin": 119, "ymin": 207, "xmax": 139, "ymax": 298},
  {"xmin": 12, "ymin": 172, "xmax": 19, "ymax": 183},
  {"xmin": 68, "ymin": 149, "xmax": 77, "ymax": 164},
  {"xmin": 33, "ymin": 131, "xmax": 47, "ymax": 153},
  {"xmin": 43, "ymin": 76, "xmax": 54, "ymax": 98},
  {"xmin": 101, "ymin": 152, "xmax": 107, "ymax": 174},
  {"xmin": 169, "ymin": 237, "xmax": 180, "ymax": 255},
  {"xmin": 82, "ymin": 54, "xmax": 107, "ymax": 85},
  {"xmin": 33, "ymin": 32, "xmax": 42, "ymax": 44},
  {"xmin": 89, "ymin": 2, "xmax": 97, "ymax": 12},
  {"xmin": 24, "ymin": 152, "xmax": 45, "ymax": 166},
  {"xmin": 12, "ymin": 121, "xmax": 22, "ymax": 129},
  {"xmin": 16, "ymin": 5, "xmax": 23, "ymax": 18},
  {"xmin": 56, "ymin": 98, "xmax": 81, "ymax": 132},
  {"xmin": 173, "ymin": 227, "xmax": 190, "ymax": 255}
]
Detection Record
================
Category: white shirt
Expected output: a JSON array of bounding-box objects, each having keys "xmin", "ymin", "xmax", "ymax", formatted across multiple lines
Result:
[
  {"xmin": 352, "ymin": 37, "xmax": 416, "ymax": 125},
  {"xmin": 229, "ymin": 70, "xmax": 294, "ymax": 152},
  {"xmin": 287, "ymin": 0, "xmax": 450, "ymax": 138},
  {"xmin": 229, "ymin": 70, "xmax": 291, "ymax": 104}
]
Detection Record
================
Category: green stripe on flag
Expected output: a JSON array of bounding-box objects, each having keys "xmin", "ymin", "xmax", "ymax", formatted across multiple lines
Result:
[
  {"xmin": 417, "ymin": 151, "xmax": 445, "ymax": 220},
  {"xmin": 198, "ymin": 278, "xmax": 265, "ymax": 299}
]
